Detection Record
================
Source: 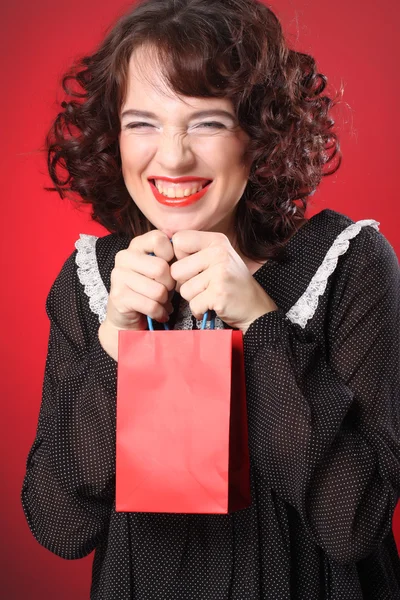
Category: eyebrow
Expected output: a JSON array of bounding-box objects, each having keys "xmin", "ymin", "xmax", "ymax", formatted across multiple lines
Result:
[{"xmin": 120, "ymin": 108, "xmax": 237, "ymax": 124}]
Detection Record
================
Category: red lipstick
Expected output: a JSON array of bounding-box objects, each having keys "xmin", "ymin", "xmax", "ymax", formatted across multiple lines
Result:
[{"xmin": 149, "ymin": 179, "xmax": 212, "ymax": 207}]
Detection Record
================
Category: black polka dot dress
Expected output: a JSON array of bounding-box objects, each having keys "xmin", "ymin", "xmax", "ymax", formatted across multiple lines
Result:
[{"xmin": 21, "ymin": 209, "xmax": 400, "ymax": 599}]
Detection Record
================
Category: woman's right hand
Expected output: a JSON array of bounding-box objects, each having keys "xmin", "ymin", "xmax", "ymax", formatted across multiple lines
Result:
[{"xmin": 98, "ymin": 230, "xmax": 176, "ymax": 360}]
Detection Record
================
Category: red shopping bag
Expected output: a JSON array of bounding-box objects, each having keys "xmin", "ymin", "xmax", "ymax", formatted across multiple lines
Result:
[{"xmin": 116, "ymin": 314, "xmax": 251, "ymax": 514}]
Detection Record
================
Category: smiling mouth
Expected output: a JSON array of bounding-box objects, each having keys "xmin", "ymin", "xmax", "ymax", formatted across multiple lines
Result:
[
  {"xmin": 148, "ymin": 179, "xmax": 213, "ymax": 207},
  {"xmin": 149, "ymin": 179, "xmax": 213, "ymax": 199}
]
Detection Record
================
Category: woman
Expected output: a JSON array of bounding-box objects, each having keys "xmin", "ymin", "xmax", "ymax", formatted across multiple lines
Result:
[{"xmin": 21, "ymin": 0, "xmax": 400, "ymax": 598}]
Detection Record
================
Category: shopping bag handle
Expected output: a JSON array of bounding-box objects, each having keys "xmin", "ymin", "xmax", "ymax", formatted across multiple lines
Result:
[
  {"xmin": 147, "ymin": 310, "xmax": 215, "ymax": 331},
  {"xmin": 147, "ymin": 251, "xmax": 215, "ymax": 331}
]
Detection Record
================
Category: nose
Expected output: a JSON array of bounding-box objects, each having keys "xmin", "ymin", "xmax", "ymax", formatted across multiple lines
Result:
[{"xmin": 154, "ymin": 128, "xmax": 195, "ymax": 171}]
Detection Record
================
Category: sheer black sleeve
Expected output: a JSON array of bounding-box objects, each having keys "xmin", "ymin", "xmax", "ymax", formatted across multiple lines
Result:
[
  {"xmin": 21, "ymin": 250, "xmax": 117, "ymax": 559},
  {"xmin": 243, "ymin": 226, "xmax": 400, "ymax": 564}
]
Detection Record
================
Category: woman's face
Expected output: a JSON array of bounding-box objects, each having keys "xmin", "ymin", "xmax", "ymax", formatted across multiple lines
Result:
[{"xmin": 119, "ymin": 46, "xmax": 252, "ymax": 241}]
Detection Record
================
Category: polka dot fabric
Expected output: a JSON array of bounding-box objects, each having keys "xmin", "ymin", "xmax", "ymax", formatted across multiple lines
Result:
[{"xmin": 21, "ymin": 209, "xmax": 400, "ymax": 599}]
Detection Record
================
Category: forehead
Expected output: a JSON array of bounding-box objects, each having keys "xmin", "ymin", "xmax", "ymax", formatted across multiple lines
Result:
[{"xmin": 123, "ymin": 45, "xmax": 234, "ymax": 115}]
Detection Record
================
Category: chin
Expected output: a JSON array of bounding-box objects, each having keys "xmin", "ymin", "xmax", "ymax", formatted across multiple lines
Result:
[
  {"xmin": 161, "ymin": 228, "xmax": 177, "ymax": 239},
  {"xmin": 153, "ymin": 210, "xmax": 220, "ymax": 238}
]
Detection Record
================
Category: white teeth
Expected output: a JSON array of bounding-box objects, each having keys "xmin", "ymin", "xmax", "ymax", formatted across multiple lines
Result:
[{"xmin": 154, "ymin": 181, "xmax": 207, "ymax": 198}]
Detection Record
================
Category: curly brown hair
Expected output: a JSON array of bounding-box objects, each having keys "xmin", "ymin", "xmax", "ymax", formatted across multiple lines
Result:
[{"xmin": 46, "ymin": 0, "xmax": 342, "ymax": 262}]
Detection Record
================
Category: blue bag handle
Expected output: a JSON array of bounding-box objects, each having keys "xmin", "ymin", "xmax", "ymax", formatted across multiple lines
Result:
[
  {"xmin": 147, "ymin": 251, "xmax": 215, "ymax": 331},
  {"xmin": 147, "ymin": 310, "xmax": 215, "ymax": 331}
]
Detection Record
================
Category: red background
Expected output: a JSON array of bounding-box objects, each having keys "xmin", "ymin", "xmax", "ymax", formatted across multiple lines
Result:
[{"xmin": 1, "ymin": 0, "xmax": 399, "ymax": 597}]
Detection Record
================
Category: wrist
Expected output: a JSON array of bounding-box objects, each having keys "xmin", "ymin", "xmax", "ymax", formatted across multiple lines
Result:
[{"xmin": 241, "ymin": 300, "xmax": 279, "ymax": 335}]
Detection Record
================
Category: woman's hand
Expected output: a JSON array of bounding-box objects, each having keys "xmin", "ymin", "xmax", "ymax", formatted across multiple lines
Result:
[
  {"xmin": 106, "ymin": 230, "xmax": 176, "ymax": 330},
  {"xmin": 170, "ymin": 230, "xmax": 278, "ymax": 334},
  {"xmin": 99, "ymin": 230, "xmax": 176, "ymax": 361}
]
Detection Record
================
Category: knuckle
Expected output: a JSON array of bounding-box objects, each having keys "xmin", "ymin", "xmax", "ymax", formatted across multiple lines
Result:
[
  {"xmin": 169, "ymin": 263, "xmax": 179, "ymax": 280},
  {"xmin": 110, "ymin": 267, "xmax": 121, "ymax": 285},
  {"xmin": 153, "ymin": 284, "xmax": 167, "ymax": 304},
  {"xmin": 114, "ymin": 249, "xmax": 128, "ymax": 267},
  {"xmin": 128, "ymin": 238, "xmax": 139, "ymax": 252},
  {"xmin": 146, "ymin": 230, "xmax": 170, "ymax": 253},
  {"xmin": 151, "ymin": 229, "xmax": 168, "ymax": 243},
  {"xmin": 217, "ymin": 232, "xmax": 229, "ymax": 244},
  {"xmin": 211, "ymin": 232, "xmax": 229, "ymax": 247},
  {"xmin": 108, "ymin": 287, "xmax": 123, "ymax": 305},
  {"xmin": 171, "ymin": 231, "xmax": 182, "ymax": 245},
  {"xmin": 149, "ymin": 299, "xmax": 164, "ymax": 320},
  {"xmin": 150, "ymin": 260, "xmax": 167, "ymax": 280},
  {"xmin": 129, "ymin": 234, "xmax": 147, "ymax": 253},
  {"xmin": 153, "ymin": 229, "xmax": 170, "ymax": 247},
  {"xmin": 210, "ymin": 245, "xmax": 227, "ymax": 260}
]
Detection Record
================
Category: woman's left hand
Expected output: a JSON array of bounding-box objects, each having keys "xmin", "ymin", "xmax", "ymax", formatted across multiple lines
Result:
[{"xmin": 170, "ymin": 230, "xmax": 278, "ymax": 334}]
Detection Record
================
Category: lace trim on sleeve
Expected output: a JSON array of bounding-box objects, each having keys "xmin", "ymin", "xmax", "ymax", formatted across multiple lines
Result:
[
  {"xmin": 75, "ymin": 234, "xmax": 108, "ymax": 324},
  {"xmin": 285, "ymin": 219, "xmax": 380, "ymax": 329}
]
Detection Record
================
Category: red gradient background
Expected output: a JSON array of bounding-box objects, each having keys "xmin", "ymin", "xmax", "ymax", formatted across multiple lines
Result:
[{"xmin": 1, "ymin": 0, "xmax": 399, "ymax": 597}]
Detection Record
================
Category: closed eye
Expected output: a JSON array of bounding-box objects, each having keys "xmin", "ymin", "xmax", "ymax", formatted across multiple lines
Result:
[
  {"xmin": 197, "ymin": 122, "xmax": 226, "ymax": 129},
  {"xmin": 124, "ymin": 121, "xmax": 226, "ymax": 130},
  {"xmin": 125, "ymin": 122, "xmax": 153, "ymax": 129}
]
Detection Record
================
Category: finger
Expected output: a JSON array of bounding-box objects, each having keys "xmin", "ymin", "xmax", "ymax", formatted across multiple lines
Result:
[
  {"xmin": 170, "ymin": 246, "xmax": 227, "ymax": 283},
  {"xmin": 188, "ymin": 289, "xmax": 213, "ymax": 322},
  {"xmin": 171, "ymin": 230, "xmax": 228, "ymax": 260},
  {"xmin": 179, "ymin": 269, "xmax": 210, "ymax": 303},
  {"xmin": 129, "ymin": 230, "xmax": 175, "ymax": 263},
  {"xmin": 114, "ymin": 287, "xmax": 172, "ymax": 322},
  {"xmin": 112, "ymin": 268, "xmax": 171, "ymax": 306},
  {"xmin": 116, "ymin": 251, "xmax": 176, "ymax": 292}
]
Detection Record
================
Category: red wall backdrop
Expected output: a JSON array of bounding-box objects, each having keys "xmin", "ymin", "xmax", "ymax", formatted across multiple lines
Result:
[{"xmin": 1, "ymin": 0, "xmax": 399, "ymax": 597}]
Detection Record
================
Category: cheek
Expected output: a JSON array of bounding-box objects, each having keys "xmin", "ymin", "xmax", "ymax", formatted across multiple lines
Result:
[
  {"xmin": 190, "ymin": 141, "xmax": 245, "ymax": 180},
  {"xmin": 119, "ymin": 136, "xmax": 150, "ymax": 173},
  {"xmin": 211, "ymin": 137, "xmax": 249, "ymax": 170},
  {"xmin": 191, "ymin": 134, "xmax": 239, "ymax": 156}
]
